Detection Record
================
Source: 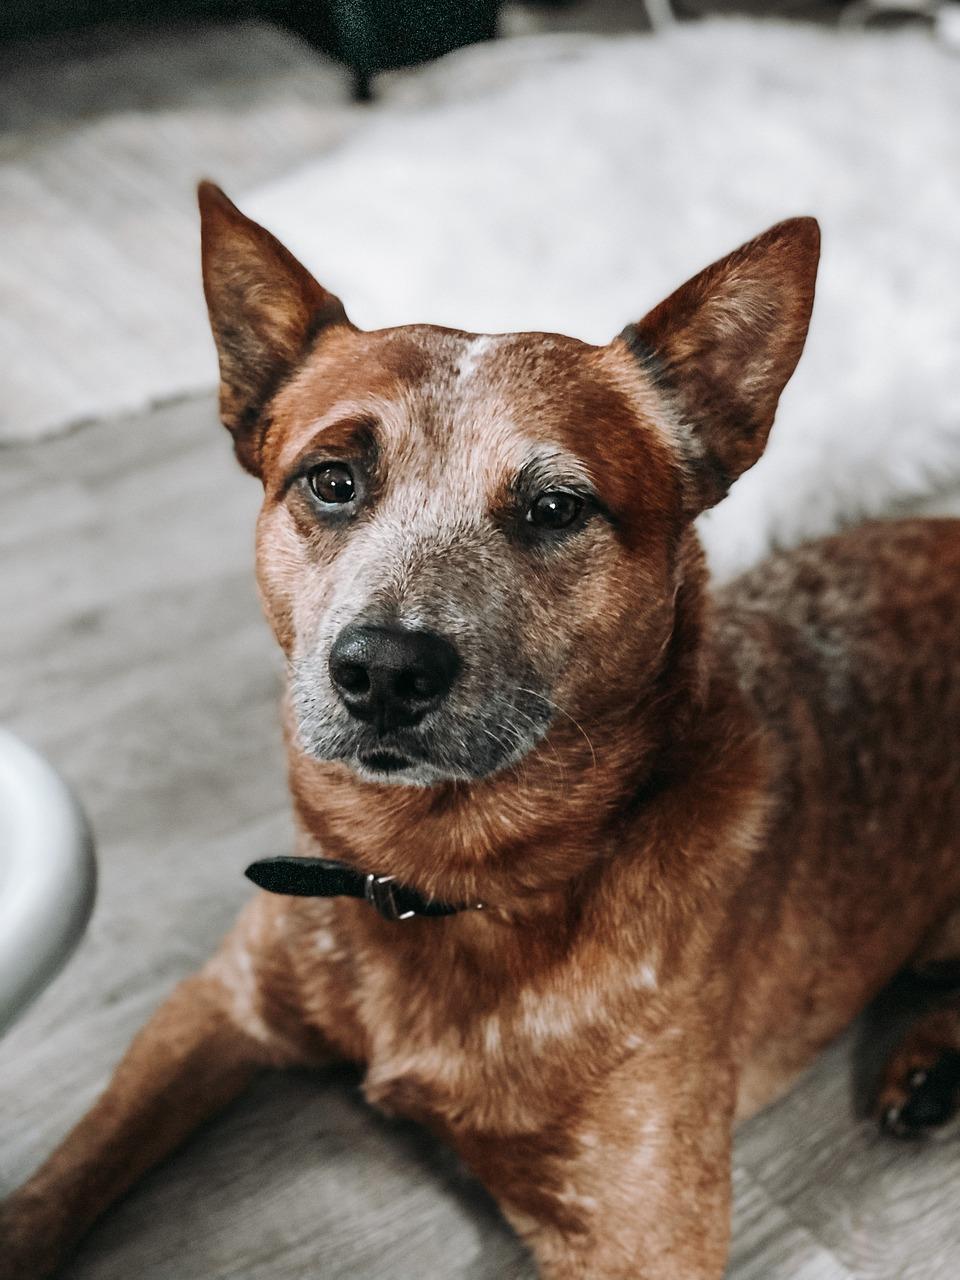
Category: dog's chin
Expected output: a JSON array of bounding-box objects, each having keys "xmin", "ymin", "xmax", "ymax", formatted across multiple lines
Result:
[
  {"xmin": 350, "ymin": 749, "xmax": 458, "ymax": 788},
  {"xmin": 318, "ymin": 737, "xmax": 540, "ymax": 788}
]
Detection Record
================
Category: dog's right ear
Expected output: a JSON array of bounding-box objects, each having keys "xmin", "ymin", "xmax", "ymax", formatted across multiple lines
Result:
[{"xmin": 198, "ymin": 181, "xmax": 350, "ymax": 475}]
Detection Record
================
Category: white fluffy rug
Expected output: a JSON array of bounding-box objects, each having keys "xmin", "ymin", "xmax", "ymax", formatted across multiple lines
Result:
[{"xmin": 248, "ymin": 21, "xmax": 960, "ymax": 579}]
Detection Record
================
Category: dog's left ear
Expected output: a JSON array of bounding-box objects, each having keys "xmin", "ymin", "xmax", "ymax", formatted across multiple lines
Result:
[
  {"xmin": 198, "ymin": 181, "xmax": 350, "ymax": 475},
  {"xmin": 618, "ymin": 218, "xmax": 820, "ymax": 513}
]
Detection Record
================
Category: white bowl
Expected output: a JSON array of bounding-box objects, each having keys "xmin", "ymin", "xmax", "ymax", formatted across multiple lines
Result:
[{"xmin": 0, "ymin": 728, "xmax": 96, "ymax": 1036}]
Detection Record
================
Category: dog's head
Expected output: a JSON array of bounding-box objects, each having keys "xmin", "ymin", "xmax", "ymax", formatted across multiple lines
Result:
[{"xmin": 199, "ymin": 184, "xmax": 818, "ymax": 788}]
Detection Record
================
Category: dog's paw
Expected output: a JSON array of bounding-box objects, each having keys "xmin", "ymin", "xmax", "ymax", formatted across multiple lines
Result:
[{"xmin": 876, "ymin": 1046, "xmax": 960, "ymax": 1140}]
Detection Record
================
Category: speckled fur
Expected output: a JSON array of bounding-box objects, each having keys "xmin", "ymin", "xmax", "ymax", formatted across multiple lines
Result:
[{"xmin": 3, "ymin": 189, "xmax": 959, "ymax": 1280}]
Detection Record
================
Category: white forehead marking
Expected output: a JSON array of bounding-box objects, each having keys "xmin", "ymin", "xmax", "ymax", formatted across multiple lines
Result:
[
  {"xmin": 457, "ymin": 334, "xmax": 500, "ymax": 384},
  {"xmin": 630, "ymin": 962, "xmax": 659, "ymax": 992}
]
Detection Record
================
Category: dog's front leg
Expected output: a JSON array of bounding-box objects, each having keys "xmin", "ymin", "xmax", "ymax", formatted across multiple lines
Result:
[
  {"xmin": 0, "ymin": 899, "xmax": 320, "ymax": 1280},
  {"xmin": 470, "ymin": 1053, "xmax": 735, "ymax": 1280}
]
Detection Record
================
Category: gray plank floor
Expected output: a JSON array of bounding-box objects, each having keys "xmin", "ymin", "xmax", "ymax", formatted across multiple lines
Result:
[{"xmin": 1, "ymin": 396, "xmax": 959, "ymax": 1278}]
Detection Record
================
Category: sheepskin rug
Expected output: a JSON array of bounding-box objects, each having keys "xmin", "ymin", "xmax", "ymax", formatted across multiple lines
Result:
[{"xmin": 248, "ymin": 21, "xmax": 960, "ymax": 579}]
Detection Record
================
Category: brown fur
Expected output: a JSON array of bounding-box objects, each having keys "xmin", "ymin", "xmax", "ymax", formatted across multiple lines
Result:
[{"xmin": 3, "ymin": 188, "xmax": 959, "ymax": 1280}]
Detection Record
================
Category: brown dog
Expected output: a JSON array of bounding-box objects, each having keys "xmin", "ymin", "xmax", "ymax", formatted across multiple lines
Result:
[{"xmin": 3, "ymin": 185, "xmax": 960, "ymax": 1280}]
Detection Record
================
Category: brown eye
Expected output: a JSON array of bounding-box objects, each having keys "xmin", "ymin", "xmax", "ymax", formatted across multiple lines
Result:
[
  {"xmin": 528, "ymin": 490, "xmax": 583, "ymax": 530},
  {"xmin": 308, "ymin": 462, "xmax": 355, "ymax": 505}
]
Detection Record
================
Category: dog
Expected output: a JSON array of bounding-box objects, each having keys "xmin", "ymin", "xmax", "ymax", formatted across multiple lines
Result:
[{"xmin": 3, "ymin": 184, "xmax": 959, "ymax": 1280}]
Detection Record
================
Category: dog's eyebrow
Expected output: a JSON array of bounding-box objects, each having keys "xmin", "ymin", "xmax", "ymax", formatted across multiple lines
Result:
[
  {"xmin": 279, "ymin": 413, "xmax": 380, "ymax": 493},
  {"xmin": 275, "ymin": 399, "xmax": 384, "ymax": 467},
  {"xmin": 513, "ymin": 450, "xmax": 599, "ymax": 496}
]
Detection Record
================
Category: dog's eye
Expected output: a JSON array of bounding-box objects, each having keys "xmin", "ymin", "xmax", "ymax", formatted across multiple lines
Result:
[
  {"xmin": 308, "ymin": 463, "xmax": 355, "ymax": 505},
  {"xmin": 527, "ymin": 490, "xmax": 583, "ymax": 530}
]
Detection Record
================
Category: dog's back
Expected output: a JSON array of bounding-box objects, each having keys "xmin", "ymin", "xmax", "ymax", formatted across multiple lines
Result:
[{"xmin": 716, "ymin": 517, "xmax": 960, "ymax": 1107}]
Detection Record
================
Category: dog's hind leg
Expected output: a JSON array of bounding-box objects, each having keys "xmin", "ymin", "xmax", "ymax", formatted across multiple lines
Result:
[
  {"xmin": 874, "ymin": 999, "xmax": 960, "ymax": 1139},
  {"xmin": 0, "ymin": 900, "xmax": 317, "ymax": 1280},
  {"xmin": 874, "ymin": 903, "xmax": 960, "ymax": 1138}
]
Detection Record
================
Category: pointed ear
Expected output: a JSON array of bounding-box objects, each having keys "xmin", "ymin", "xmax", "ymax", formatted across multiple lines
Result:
[
  {"xmin": 618, "ymin": 218, "xmax": 820, "ymax": 514},
  {"xmin": 198, "ymin": 181, "xmax": 350, "ymax": 475}
]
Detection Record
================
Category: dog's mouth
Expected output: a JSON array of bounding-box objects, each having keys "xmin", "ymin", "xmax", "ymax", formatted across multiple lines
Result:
[
  {"xmin": 351, "ymin": 741, "xmax": 473, "ymax": 787},
  {"xmin": 358, "ymin": 749, "xmax": 413, "ymax": 775}
]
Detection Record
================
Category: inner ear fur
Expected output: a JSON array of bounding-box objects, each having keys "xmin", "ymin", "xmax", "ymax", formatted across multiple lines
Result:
[
  {"xmin": 198, "ymin": 181, "xmax": 350, "ymax": 475},
  {"xmin": 619, "ymin": 218, "xmax": 820, "ymax": 514}
]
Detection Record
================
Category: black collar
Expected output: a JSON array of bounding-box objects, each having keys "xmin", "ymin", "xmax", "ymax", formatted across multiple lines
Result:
[{"xmin": 245, "ymin": 855, "xmax": 482, "ymax": 922}]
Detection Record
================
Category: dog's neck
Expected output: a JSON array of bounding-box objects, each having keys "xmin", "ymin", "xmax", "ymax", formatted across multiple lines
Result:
[{"xmin": 284, "ymin": 533, "xmax": 733, "ymax": 920}]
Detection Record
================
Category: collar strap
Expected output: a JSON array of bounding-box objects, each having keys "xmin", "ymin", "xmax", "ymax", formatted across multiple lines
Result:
[{"xmin": 245, "ymin": 855, "xmax": 481, "ymax": 922}]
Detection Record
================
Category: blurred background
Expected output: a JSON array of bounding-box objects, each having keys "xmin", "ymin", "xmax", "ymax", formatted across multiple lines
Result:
[{"xmin": 1, "ymin": 2, "xmax": 959, "ymax": 1278}]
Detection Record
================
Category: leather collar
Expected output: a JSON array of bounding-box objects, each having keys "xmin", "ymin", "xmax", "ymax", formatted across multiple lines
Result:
[{"xmin": 245, "ymin": 855, "xmax": 482, "ymax": 922}]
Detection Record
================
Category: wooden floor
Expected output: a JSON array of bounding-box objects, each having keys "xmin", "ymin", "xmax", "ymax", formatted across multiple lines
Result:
[{"xmin": 1, "ymin": 395, "xmax": 959, "ymax": 1279}]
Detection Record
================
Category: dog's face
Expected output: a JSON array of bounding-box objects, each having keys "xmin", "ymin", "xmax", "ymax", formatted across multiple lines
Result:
[
  {"xmin": 252, "ymin": 324, "xmax": 683, "ymax": 786},
  {"xmin": 199, "ymin": 185, "xmax": 819, "ymax": 787}
]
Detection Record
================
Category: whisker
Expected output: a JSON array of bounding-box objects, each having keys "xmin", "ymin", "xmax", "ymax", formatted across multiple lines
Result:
[
  {"xmin": 516, "ymin": 687, "xmax": 598, "ymax": 772},
  {"xmin": 507, "ymin": 703, "xmax": 569, "ymax": 794},
  {"xmin": 479, "ymin": 723, "xmax": 529, "ymax": 801}
]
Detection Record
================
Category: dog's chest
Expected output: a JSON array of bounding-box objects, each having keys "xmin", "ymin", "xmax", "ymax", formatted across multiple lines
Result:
[
  {"xmin": 323, "ymin": 924, "xmax": 641, "ymax": 1137},
  {"xmin": 360, "ymin": 1017, "xmax": 522, "ymax": 1131},
  {"xmin": 356, "ymin": 976, "xmax": 553, "ymax": 1132}
]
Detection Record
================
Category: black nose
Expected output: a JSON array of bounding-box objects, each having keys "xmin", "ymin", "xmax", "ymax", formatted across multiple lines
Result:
[{"xmin": 329, "ymin": 623, "xmax": 460, "ymax": 732}]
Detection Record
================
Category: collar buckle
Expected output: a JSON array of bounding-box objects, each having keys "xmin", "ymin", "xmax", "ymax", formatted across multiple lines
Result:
[{"xmin": 364, "ymin": 872, "xmax": 416, "ymax": 921}]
